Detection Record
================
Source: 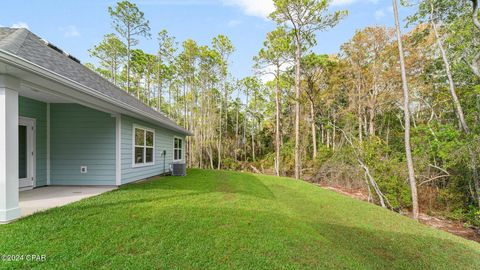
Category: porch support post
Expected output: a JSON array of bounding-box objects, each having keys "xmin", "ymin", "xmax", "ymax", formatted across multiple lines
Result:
[
  {"xmin": 0, "ymin": 75, "xmax": 21, "ymax": 223},
  {"xmin": 115, "ymin": 114, "xmax": 121, "ymax": 186},
  {"xmin": 46, "ymin": 103, "xmax": 50, "ymax": 185}
]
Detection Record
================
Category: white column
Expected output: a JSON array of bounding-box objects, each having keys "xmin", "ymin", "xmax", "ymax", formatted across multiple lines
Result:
[
  {"xmin": 115, "ymin": 114, "xmax": 121, "ymax": 186},
  {"xmin": 0, "ymin": 75, "xmax": 20, "ymax": 223},
  {"xmin": 46, "ymin": 103, "xmax": 50, "ymax": 185}
]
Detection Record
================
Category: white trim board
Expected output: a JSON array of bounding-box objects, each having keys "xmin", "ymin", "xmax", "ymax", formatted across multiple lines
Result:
[
  {"xmin": 18, "ymin": 116, "xmax": 36, "ymax": 190},
  {"xmin": 46, "ymin": 103, "xmax": 50, "ymax": 185},
  {"xmin": 115, "ymin": 114, "xmax": 121, "ymax": 186}
]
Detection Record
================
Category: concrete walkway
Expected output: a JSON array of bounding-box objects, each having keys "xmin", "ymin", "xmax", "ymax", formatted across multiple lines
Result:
[{"xmin": 19, "ymin": 186, "xmax": 117, "ymax": 217}]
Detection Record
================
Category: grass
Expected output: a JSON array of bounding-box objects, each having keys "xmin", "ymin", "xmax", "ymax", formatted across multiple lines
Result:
[{"xmin": 1, "ymin": 169, "xmax": 479, "ymax": 269}]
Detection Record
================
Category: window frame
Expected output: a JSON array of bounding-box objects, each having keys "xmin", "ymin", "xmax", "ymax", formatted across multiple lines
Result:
[
  {"xmin": 173, "ymin": 136, "xmax": 183, "ymax": 162},
  {"xmin": 132, "ymin": 124, "xmax": 155, "ymax": 168}
]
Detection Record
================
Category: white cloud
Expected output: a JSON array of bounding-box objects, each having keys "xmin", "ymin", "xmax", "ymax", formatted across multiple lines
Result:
[
  {"xmin": 331, "ymin": 0, "xmax": 357, "ymax": 5},
  {"xmin": 374, "ymin": 5, "xmax": 393, "ymax": 21},
  {"xmin": 374, "ymin": 9, "xmax": 385, "ymax": 20},
  {"xmin": 221, "ymin": 0, "xmax": 275, "ymax": 18},
  {"xmin": 60, "ymin": 25, "xmax": 80, "ymax": 37},
  {"xmin": 227, "ymin": 19, "xmax": 242, "ymax": 27},
  {"xmin": 137, "ymin": 0, "xmax": 215, "ymax": 6},
  {"xmin": 11, "ymin": 22, "xmax": 29, "ymax": 29},
  {"xmin": 222, "ymin": 0, "xmax": 379, "ymax": 18},
  {"xmin": 332, "ymin": 0, "xmax": 379, "ymax": 6}
]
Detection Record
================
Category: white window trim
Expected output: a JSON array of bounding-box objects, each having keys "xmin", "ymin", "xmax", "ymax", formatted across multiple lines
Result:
[
  {"xmin": 173, "ymin": 136, "xmax": 184, "ymax": 162},
  {"xmin": 132, "ymin": 124, "xmax": 155, "ymax": 168}
]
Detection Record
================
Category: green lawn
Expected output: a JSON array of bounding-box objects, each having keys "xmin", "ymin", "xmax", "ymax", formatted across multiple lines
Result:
[{"xmin": 1, "ymin": 169, "xmax": 479, "ymax": 269}]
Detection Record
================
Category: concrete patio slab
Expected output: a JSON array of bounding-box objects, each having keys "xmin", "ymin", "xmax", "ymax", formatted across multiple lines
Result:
[{"xmin": 19, "ymin": 186, "xmax": 117, "ymax": 217}]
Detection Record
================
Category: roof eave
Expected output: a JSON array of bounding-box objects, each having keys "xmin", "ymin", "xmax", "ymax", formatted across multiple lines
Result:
[{"xmin": 0, "ymin": 49, "xmax": 192, "ymax": 136}]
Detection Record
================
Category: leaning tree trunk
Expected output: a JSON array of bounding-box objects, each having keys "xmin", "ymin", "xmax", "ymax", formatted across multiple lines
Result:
[
  {"xmin": 431, "ymin": 4, "xmax": 469, "ymax": 133},
  {"xmin": 393, "ymin": 0, "xmax": 419, "ymax": 220}
]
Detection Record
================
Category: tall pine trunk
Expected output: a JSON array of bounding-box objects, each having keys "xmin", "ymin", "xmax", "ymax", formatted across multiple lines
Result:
[
  {"xmin": 294, "ymin": 36, "xmax": 302, "ymax": 180},
  {"xmin": 393, "ymin": 0, "xmax": 419, "ymax": 220},
  {"xmin": 218, "ymin": 88, "xmax": 223, "ymax": 170},
  {"xmin": 235, "ymin": 92, "xmax": 240, "ymax": 162},
  {"xmin": 127, "ymin": 26, "xmax": 131, "ymax": 93},
  {"xmin": 310, "ymin": 99, "xmax": 317, "ymax": 159},
  {"xmin": 157, "ymin": 58, "xmax": 162, "ymax": 111},
  {"xmin": 275, "ymin": 67, "xmax": 282, "ymax": 176}
]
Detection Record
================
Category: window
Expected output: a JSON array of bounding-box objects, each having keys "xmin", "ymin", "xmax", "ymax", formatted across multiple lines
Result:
[
  {"xmin": 174, "ymin": 137, "xmax": 183, "ymax": 161},
  {"xmin": 133, "ymin": 125, "xmax": 155, "ymax": 166}
]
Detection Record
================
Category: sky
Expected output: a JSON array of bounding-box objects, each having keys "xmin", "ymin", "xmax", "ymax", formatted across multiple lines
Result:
[{"xmin": 1, "ymin": 0, "xmax": 416, "ymax": 79}]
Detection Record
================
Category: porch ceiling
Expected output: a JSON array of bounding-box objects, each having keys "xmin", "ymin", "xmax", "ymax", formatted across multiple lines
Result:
[{"xmin": 18, "ymin": 83, "xmax": 71, "ymax": 103}]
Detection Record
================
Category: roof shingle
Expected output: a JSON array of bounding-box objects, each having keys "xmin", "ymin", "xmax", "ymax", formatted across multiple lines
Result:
[{"xmin": 0, "ymin": 27, "xmax": 190, "ymax": 135}]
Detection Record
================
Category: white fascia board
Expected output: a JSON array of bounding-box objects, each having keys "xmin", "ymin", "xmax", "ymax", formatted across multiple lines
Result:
[{"xmin": 0, "ymin": 50, "xmax": 192, "ymax": 136}]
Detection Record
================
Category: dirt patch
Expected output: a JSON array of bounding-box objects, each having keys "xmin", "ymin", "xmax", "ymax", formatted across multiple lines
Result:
[
  {"xmin": 413, "ymin": 213, "xmax": 480, "ymax": 243},
  {"xmin": 317, "ymin": 183, "xmax": 480, "ymax": 243},
  {"xmin": 318, "ymin": 184, "xmax": 369, "ymax": 202}
]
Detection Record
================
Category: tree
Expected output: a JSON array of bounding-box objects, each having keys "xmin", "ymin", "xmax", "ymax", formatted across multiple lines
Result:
[
  {"xmin": 392, "ymin": 0, "xmax": 419, "ymax": 220},
  {"xmin": 212, "ymin": 35, "xmax": 234, "ymax": 169},
  {"xmin": 130, "ymin": 49, "xmax": 147, "ymax": 97},
  {"xmin": 301, "ymin": 53, "xmax": 332, "ymax": 159},
  {"xmin": 156, "ymin": 29, "xmax": 177, "ymax": 111},
  {"xmin": 270, "ymin": 0, "xmax": 347, "ymax": 179},
  {"xmin": 470, "ymin": 0, "xmax": 480, "ymax": 78},
  {"xmin": 341, "ymin": 27, "xmax": 397, "ymax": 140},
  {"xmin": 89, "ymin": 33, "xmax": 127, "ymax": 86},
  {"xmin": 409, "ymin": 0, "xmax": 469, "ymax": 132},
  {"xmin": 109, "ymin": 0, "xmax": 151, "ymax": 93},
  {"xmin": 410, "ymin": 0, "xmax": 480, "ymax": 209},
  {"xmin": 143, "ymin": 53, "xmax": 158, "ymax": 105},
  {"xmin": 254, "ymin": 27, "xmax": 292, "ymax": 176}
]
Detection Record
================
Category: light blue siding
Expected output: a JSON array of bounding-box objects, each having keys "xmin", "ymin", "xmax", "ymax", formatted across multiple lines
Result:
[
  {"xmin": 121, "ymin": 115, "xmax": 185, "ymax": 184},
  {"xmin": 18, "ymin": 96, "xmax": 47, "ymax": 187},
  {"xmin": 50, "ymin": 104, "xmax": 116, "ymax": 185},
  {"xmin": 20, "ymin": 97, "xmax": 185, "ymax": 187}
]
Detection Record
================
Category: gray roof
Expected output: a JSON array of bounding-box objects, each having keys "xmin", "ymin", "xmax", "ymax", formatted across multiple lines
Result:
[{"xmin": 0, "ymin": 27, "xmax": 190, "ymax": 135}]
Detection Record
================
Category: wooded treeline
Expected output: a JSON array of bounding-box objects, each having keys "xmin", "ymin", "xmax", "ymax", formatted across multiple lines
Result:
[{"xmin": 87, "ymin": 0, "xmax": 480, "ymax": 227}]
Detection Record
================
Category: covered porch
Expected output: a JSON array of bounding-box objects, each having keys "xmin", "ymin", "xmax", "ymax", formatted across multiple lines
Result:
[
  {"xmin": 0, "ymin": 27, "xmax": 189, "ymax": 223},
  {"xmin": 0, "ymin": 73, "xmax": 122, "ymax": 223}
]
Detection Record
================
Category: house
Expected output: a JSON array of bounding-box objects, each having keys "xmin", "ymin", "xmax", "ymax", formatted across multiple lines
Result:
[{"xmin": 0, "ymin": 28, "xmax": 191, "ymax": 223}]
